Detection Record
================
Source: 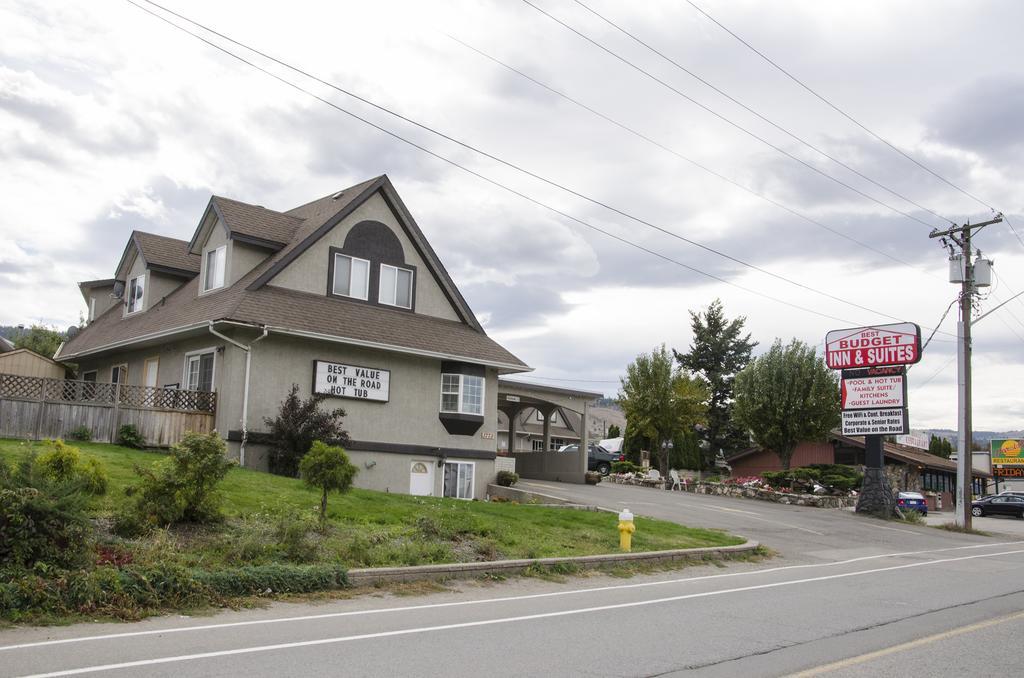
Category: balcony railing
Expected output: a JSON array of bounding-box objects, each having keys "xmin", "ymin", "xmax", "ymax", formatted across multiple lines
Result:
[{"xmin": 0, "ymin": 373, "xmax": 216, "ymax": 414}]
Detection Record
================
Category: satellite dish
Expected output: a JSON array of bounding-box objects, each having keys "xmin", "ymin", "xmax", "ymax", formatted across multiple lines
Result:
[
  {"xmin": 112, "ymin": 281, "xmax": 125, "ymax": 298},
  {"xmin": 66, "ymin": 326, "xmax": 80, "ymax": 338}
]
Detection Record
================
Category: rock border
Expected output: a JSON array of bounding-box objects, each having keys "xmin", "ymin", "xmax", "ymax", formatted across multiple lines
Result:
[{"xmin": 346, "ymin": 539, "xmax": 759, "ymax": 586}]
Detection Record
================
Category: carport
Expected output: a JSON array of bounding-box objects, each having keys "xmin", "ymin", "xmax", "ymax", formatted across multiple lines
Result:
[{"xmin": 497, "ymin": 379, "xmax": 603, "ymax": 484}]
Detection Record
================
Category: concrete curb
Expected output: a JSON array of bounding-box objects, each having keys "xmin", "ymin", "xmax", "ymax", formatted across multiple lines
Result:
[{"xmin": 346, "ymin": 539, "xmax": 760, "ymax": 586}]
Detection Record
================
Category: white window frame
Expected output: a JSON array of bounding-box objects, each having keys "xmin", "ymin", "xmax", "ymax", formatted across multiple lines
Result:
[
  {"xmin": 378, "ymin": 263, "xmax": 413, "ymax": 309},
  {"xmin": 439, "ymin": 373, "xmax": 485, "ymax": 415},
  {"xmin": 143, "ymin": 356, "xmax": 160, "ymax": 388},
  {"xmin": 532, "ymin": 439, "xmax": 545, "ymax": 452},
  {"xmin": 443, "ymin": 461, "xmax": 475, "ymax": 500},
  {"xmin": 202, "ymin": 245, "xmax": 227, "ymax": 293},
  {"xmin": 89, "ymin": 297, "xmax": 96, "ymax": 322},
  {"xmin": 110, "ymin": 363, "xmax": 128, "ymax": 385},
  {"xmin": 126, "ymin": 274, "xmax": 145, "ymax": 315},
  {"xmin": 182, "ymin": 347, "xmax": 217, "ymax": 392},
  {"xmin": 332, "ymin": 253, "xmax": 370, "ymax": 301}
]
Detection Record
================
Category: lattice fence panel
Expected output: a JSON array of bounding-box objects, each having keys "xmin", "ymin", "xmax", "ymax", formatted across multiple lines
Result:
[{"xmin": 119, "ymin": 384, "xmax": 216, "ymax": 413}]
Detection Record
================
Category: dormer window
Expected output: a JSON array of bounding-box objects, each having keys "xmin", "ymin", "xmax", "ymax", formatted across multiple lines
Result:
[
  {"xmin": 332, "ymin": 253, "xmax": 370, "ymax": 300},
  {"xmin": 203, "ymin": 246, "xmax": 226, "ymax": 292},
  {"xmin": 379, "ymin": 264, "xmax": 413, "ymax": 309},
  {"xmin": 126, "ymin": 274, "xmax": 145, "ymax": 314}
]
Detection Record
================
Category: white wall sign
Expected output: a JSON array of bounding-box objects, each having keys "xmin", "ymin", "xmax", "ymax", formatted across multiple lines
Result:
[
  {"xmin": 313, "ymin": 360, "xmax": 390, "ymax": 402},
  {"xmin": 841, "ymin": 408, "xmax": 909, "ymax": 436},
  {"xmin": 841, "ymin": 373, "xmax": 906, "ymax": 410}
]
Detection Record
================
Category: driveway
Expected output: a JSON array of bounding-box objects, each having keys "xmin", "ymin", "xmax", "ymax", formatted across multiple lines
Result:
[
  {"xmin": 516, "ymin": 479, "xmax": 998, "ymax": 563},
  {"xmin": 924, "ymin": 510, "xmax": 1024, "ymax": 537}
]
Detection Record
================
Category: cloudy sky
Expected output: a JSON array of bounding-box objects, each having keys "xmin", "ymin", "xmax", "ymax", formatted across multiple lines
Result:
[{"xmin": 2, "ymin": 0, "xmax": 1023, "ymax": 431}]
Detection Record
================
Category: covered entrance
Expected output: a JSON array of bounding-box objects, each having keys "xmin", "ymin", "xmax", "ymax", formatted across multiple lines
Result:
[{"xmin": 497, "ymin": 379, "xmax": 602, "ymax": 484}]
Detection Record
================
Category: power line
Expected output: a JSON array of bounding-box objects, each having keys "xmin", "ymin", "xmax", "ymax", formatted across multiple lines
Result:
[
  {"xmin": 448, "ymin": 34, "xmax": 937, "ymax": 280},
  {"xmin": 911, "ymin": 354, "xmax": 956, "ymax": 391},
  {"xmin": 572, "ymin": 0, "xmax": 953, "ymax": 225},
  {"xmin": 129, "ymin": 0, "xmax": 951, "ymax": 334},
  {"xmin": 122, "ymin": 0, "xmax": 880, "ymax": 328},
  {"xmin": 520, "ymin": 0, "xmax": 940, "ymax": 229},
  {"xmin": 1001, "ymin": 213, "xmax": 1024, "ymax": 250},
  {"xmin": 682, "ymin": 0, "xmax": 997, "ymax": 213}
]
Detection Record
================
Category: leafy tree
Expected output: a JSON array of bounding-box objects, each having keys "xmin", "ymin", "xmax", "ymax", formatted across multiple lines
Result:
[
  {"xmin": 299, "ymin": 441, "xmax": 358, "ymax": 528},
  {"xmin": 733, "ymin": 339, "xmax": 840, "ymax": 470},
  {"xmin": 674, "ymin": 299, "xmax": 757, "ymax": 467},
  {"xmin": 264, "ymin": 384, "xmax": 351, "ymax": 477},
  {"xmin": 13, "ymin": 324, "xmax": 65, "ymax": 358},
  {"xmin": 606, "ymin": 424, "xmax": 621, "ymax": 439},
  {"xmin": 618, "ymin": 345, "xmax": 709, "ymax": 475}
]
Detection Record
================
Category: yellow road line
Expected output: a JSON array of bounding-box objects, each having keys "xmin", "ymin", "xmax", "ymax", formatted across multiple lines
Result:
[{"xmin": 789, "ymin": 610, "xmax": 1024, "ymax": 676}]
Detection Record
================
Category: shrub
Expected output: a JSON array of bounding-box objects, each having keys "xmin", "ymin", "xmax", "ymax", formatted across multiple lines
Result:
[
  {"xmin": 118, "ymin": 431, "xmax": 234, "ymax": 532},
  {"xmin": 584, "ymin": 471, "xmax": 602, "ymax": 485},
  {"xmin": 275, "ymin": 510, "xmax": 320, "ymax": 563},
  {"xmin": 495, "ymin": 470, "xmax": 519, "ymax": 487},
  {"xmin": 299, "ymin": 441, "xmax": 358, "ymax": 526},
  {"xmin": 67, "ymin": 425, "xmax": 93, "ymax": 442},
  {"xmin": 118, "ymin": 424, "xmax": 145, "ymax": 449},
  {"xmin": 264, "ymin": 384, "xmax": 351, "ymax": 477},
  {"xmin": 612, "ymin": 461, "xmax": 641, "ymax": 474},
  {"xmin": 0, "ymin": 482, "xmax": 90, "ymax": 569},
  {"xmin": 35, "ymin": 440, "xmax": 108, "ymax": 495}
]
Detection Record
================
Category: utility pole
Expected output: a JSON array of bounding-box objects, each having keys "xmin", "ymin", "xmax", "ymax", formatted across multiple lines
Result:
[{"xmin": 929, "ymin": 214, "xmax": 1002, "ymax": 530}]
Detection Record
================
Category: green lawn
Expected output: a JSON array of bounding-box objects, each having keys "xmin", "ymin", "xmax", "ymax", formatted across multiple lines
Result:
[{"xmin": 0, "ymin": 439, "xmax": 743, "ymax": 569}]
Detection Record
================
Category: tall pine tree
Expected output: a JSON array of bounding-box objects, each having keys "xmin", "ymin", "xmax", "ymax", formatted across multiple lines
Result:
[{"xmin": 674, "ymin": 299, "xmax": 757, "ymax": 468}]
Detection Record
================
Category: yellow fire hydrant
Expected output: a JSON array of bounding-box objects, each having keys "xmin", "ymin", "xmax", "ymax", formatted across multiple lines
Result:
[{"xmin": 618, "ymin": 508, "xmax": 635, "ymax": 552}]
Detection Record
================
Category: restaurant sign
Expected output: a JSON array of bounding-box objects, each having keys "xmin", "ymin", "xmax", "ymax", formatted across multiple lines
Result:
[
  {"xmin": 991, "ymin": 439, "xmax": 1024, "ymax": 467},
  {"xmin": 313, "ymin": 360, "xmax": 390, "ymax": 402}
]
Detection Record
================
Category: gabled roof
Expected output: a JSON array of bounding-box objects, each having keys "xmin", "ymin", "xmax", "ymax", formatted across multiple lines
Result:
[
  {"xmin": 208, "ymin": 196, "xmax": 304, "ymax": 248},
  {"xmin": 0, "ymin": 347, "xmax": 65, "ymax": 366},
  {"xmin": 57, "ymin": 176, "xmax": 530, "ymax": 372},
  {"xmin": 0, "ymin": 335, "xmax": 14, "ymax": 353},
  {"xmin": 78, "ymin": 279, "xmax": 117, "ymax": 289},
  {"xmin": 115, "ymin": 231, "xmax": 200, "ymax": 280}
]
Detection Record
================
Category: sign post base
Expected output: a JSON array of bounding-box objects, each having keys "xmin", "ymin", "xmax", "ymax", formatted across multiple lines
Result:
[{"xmin": 855, "ymin": 435, "xmax": 897, "ymax": 517}]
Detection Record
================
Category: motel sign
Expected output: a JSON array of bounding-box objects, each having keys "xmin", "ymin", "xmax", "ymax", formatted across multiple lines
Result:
[{"xmin": 825, "ymin": 322, "xmax": 922, "ymax": 369}]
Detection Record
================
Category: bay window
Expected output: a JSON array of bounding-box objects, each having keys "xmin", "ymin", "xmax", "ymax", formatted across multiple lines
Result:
[{"xmin": 440, "ymin": 373, "xmax": 484, "ymax": 415}]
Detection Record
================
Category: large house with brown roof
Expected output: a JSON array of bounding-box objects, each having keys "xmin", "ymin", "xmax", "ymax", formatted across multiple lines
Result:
[{"xmin": 56, "ymin": 175, "xmax": 530, "ymax": 499}]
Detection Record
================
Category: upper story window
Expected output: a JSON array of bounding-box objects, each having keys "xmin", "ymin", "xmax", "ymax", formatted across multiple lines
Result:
[
  {"xmin": 379, "ymin": 264, "xmax": 413, "ymax": 309},
  {"xmin": 126, "ymin": 274, "xmax": 145, "ymax": 314},
  {"xmin": 440, "ymin": 373, "xmax": 484, "ymax": 415},
  {"xmin": 536, "ymin": 409, "xmax": 559, "ymax": 424},
  {"xmin": 203, "ymin": 246, "xmax": 226, "ymax": 292},
  {"xmin": 332, "ymin": 253, "xmax": 370, "ymax": 300}
]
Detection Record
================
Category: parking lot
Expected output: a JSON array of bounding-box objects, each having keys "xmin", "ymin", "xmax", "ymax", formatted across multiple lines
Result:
[{"xmin": 923, "ymin": 511, "xmax": 1024, "ymax": 537}]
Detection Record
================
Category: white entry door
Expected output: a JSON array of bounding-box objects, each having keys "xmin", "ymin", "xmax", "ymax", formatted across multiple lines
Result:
[
  {"xmin": 143, "ymin": 358, "xmax": 159, "ymax": 388},
  {"xmin": 409, "ymin": 460, "xmax": 435, "ymax": 496}
]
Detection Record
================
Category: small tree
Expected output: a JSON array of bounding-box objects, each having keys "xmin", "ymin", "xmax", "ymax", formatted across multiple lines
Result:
[
  {"xmin": 299, "ymin": 441, "xmax": 357, "ymax": 527},
  {"xmin": 606, "ymin": 424, "xmax": 621, "ymax": 439},
  {"xmin": 618, "ymin": 345, "xmax": 709, "ymax": 475},
  {"xmin": 264, "ymin": 384, "xmax": 351, "ymax": 477},
  {"xmin": 733, "ymin": 339, "xmax": 840, "ymax": 470}
]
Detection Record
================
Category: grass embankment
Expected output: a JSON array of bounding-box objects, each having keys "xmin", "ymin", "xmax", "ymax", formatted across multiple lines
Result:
[{"xmin": 0, "ymin": 439, "xmax": 740, "ymax": 570}]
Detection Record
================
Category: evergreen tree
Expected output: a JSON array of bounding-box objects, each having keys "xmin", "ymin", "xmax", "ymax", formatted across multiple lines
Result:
[{"xmin": 674, "ymin": 299, "xmax": 757, "ymax": 467}]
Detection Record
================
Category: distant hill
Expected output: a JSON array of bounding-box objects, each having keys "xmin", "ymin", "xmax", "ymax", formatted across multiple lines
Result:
[{"xmin": 925, "ymin": 429, "xmax": 1024, "ymax": 446}]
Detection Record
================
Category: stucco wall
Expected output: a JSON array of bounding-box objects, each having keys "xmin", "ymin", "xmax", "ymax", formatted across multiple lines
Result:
[
  {"xmin": 269, "ymin": 192, "xmax": 460, "ymax": 322},
  {"xmin": 229, "ymin": 240, "xmax": 270, "ymax": 287},
  {"xmin": 146, "ymin": 272, "xmax": 184, "ymax": 310},
  {"xmin": 241, "ymin": 333, "xmax": 498, "ymax": 453},
  {"xmin": 86, "ymin": 285, "xmax": 118, "ymax": 321}
]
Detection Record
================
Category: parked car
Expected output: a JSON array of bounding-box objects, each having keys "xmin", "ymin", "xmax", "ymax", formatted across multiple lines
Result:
[
  {"xmin": 971, "ymin": 495, "xmax": 1024, "ymax": 518},
  {"xmin": 897, "ymin": 491, "xmax": 928, "ymax": 515},
  {"xmin": 558, "ymin": 443, "xmax": 624, "ymax": 475}
]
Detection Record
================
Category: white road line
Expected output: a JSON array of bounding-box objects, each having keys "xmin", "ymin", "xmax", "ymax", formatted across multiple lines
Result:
[
  {"xmin": 18, "ymin": 548, "xmax": 1024, "ymax": 678},
  {"xmin": 2, "ymin": 541, "xmax": 1020, "ymax": 653},
  {"xmin": 874, "ymin": 524, "xmax": 924, "ymax": 535},
  {"xmin": 705, "ymin": 505, "xmax": 762, "ymax": 516}
]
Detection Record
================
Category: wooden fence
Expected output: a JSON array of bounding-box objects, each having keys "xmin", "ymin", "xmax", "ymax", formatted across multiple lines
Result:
[{"xmin": 0, "ymin": 373, "xmax": 216, "ymax": 447}]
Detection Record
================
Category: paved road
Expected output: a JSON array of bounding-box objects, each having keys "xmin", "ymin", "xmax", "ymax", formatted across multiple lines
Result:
[
  {"xmin": 517, "ymin": 479, "xmax": 997, "ymax": 563},
  {"xmin": 3, "ymin": 481, "xmax": 1021, "ymax": 677}
]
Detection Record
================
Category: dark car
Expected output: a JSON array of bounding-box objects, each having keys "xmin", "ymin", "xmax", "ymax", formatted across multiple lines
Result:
[
  {"xmin": 558, "ymin": 443, "xmax": 624, "ymax": 475},
  {"xmin": 897, "ymin": 491, "xmax": 927, "ymax": 516},
  {"xmin": 971, "ymin": 494, "xmax": 1024, "ymax": 518}
]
